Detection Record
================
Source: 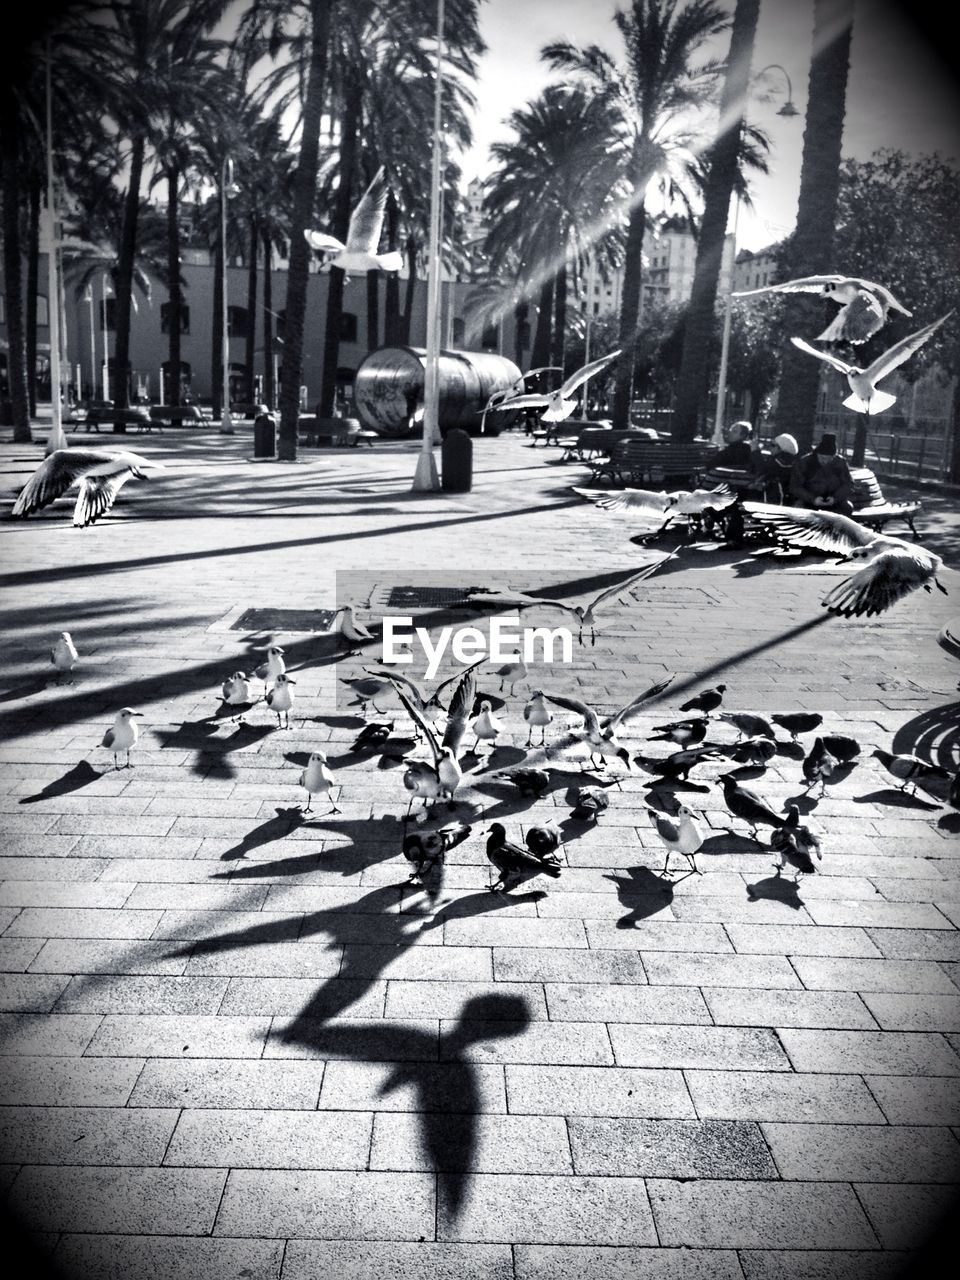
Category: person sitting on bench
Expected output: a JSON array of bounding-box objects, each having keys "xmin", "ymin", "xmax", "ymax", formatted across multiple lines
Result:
[
  {"xmin": 710, "ymin": 420, "xmax": 754, "ymax": 468},
  {"xmin": 791, "ymin": 432, "xmax": 854, "ymax": 516}
]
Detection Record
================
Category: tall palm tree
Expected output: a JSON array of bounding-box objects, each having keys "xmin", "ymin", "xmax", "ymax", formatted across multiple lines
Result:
[{"xmin": 544, "ymin": 0, "xmax": 730, "ymax": 427}]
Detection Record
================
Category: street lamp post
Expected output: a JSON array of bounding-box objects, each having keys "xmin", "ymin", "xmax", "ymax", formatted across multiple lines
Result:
[
  {"xmin": 101, "ymin": 274, "xmax": 111, "ymax": 401},
  {"xmin": 220, "ymin": 155, "xmax": 239, "ymax": 436},
  {"xmin": 84, "ymin": 284, "xmax": 95, "ymax": 402}
]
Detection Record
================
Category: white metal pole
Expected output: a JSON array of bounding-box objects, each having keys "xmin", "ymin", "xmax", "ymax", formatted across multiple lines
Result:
[
  {"xmin": 102, "ymin": 274, "xmax": 110, "ymax": 402},
  {"xmin": 44, "ymin": 44, "xmax": 65, "ymax": 452},
  {"xmin": 85, "ymin": 286, "xmax": 95, "ymax": 401},
  {"xmin": 220, "ymin": 157, "xmax": 234, "ymax": 435},
  {"xmin": 713, "ymin": 194, "xmax": 740, "ymax": 446},
  {"xmin": 412, "ymin": 0, "xmax": 444, "ymax": 490}
]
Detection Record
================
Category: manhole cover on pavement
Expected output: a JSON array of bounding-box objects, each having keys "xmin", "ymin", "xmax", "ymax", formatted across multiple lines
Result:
[
  {"xmin": 385, "ymin": 585, "xmax": 484, "ymax": 609},
  {"xmin": 230, "ymin": 607, "xmax": 337, "ymax": 632}
]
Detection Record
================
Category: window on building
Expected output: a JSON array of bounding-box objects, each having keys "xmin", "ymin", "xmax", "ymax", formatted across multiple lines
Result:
[
  {"xmin": 160, "ymin": 302, "xmax": 190, "ymax": 334},
  {"xmin": 227, "ymin": 305, "xmax": 248, "ymax": 337},
  {"xmin": 97, "ymin": 297, "xmax": 114, "ymax": 330},
  {"xmin": 338, "ymin": 311, "xmax": 358, "ymax": 343}
]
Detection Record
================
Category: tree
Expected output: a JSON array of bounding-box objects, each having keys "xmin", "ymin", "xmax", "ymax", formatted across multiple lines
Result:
[
  {"xmin": 726, "ymin": 292, "xmax": 784, "ymax": 424},
  {"xmin": 544, "ymin": 0, "xmax": 730, "ymax": 427},
  {"xmin": 773, "ymin": 0, "xmax": 854, "ymax": 452}
]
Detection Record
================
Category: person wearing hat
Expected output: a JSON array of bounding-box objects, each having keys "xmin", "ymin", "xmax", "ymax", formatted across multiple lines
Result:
[
  {"xmin": 791, "ymin": 432, "xmax": 854, "ymax": 515},
  {"xmin": 756, "ymin": 432, "xmax": 799, "ymax": 504}
]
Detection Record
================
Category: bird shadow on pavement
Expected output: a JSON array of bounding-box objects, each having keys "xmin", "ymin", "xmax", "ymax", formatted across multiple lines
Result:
[
  {"xmin": 412, "ymin": 887, "xmax": 547, "ymax": 925},
  {"xmin": 785, "ymin": 791, "xmax": 820, "ymax": 815},
  {"xmin": 607, "ymin": 867, "xmax": 676, "ymax": 928},
  {"xmin": 854, "ymin": 788, "xmax": 942, "ymax": 811},
  {"xmin": 699, "ymin": 832, "xmax": 765, "ymax": 857},
  {"xmin": 776, "ymin": 741, "xmax": 806, "ymax": 761},
  {"xmin": 215, "ymin": 806, "xmax": 307, "ymax": 862},
  {"xmin": 891, "ymin": 700, "xmax": 960, "ymax": 773},
  {"xmin": 938, "ymin": 811, "xmax": 960, "ymax": 833},
  {"xmin": 0, "ymin": 676, "xmax": 51, "ymax": 703},
  {"xmin": 641, "ymin": 780, "xmax": 711, "ymax": 807},
  {"xmin": 19, "ymin": 759, "xmax": 106, "ymax": 804},
  {"xmin": 746, "ymin": 871, "xmax": 804, "ymax": 909},
  {"xmin": 155, "ymin": 718, "xmax": 274, "ymax": 780}
]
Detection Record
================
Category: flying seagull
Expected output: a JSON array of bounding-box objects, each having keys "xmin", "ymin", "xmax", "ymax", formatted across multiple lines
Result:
[
  {"xmin": 12, "ymin": 448, "xmax": 165, "ymax": 526},
  {"xmin": 741, "ymin": 503, "xmax": 947, "ymax": 617},
  {"xmin": 542, "ymin": 675, "xmax": 675, "ymax": 771},
  {"xmin": 390, "ymin": 658, "xmax": 483, "ymax": 820},
  {"xmin": 494, "ymin": 350, "xmax": 622, "ymax": 422},
  {"xmin": 574, "ymin": 485, "xmax": 736, "ymax": 533},
  {"xmin": 733, "ymin": 274, "xmax": 912, "ymax": 344},
  {"xmin": 790, "ymin": 311, "xmax": 952, "ymax": 414},
  {"xmin": 304, "ymin": 166, "xmax": 403, "ymax": 274}
]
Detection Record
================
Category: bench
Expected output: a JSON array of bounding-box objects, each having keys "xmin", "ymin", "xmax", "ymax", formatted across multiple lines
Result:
[
  {"xmin": 67, "ymin": 407, "xmax": 156, "ymax": 434},
  {"xmin": 149, "ymin": 404, "xmax": 207, "ymax": 427},
  {"xmin": 848, "ymin": 467, "xmax": 921, "ymax": 538},
  {"xmin": 298, "ymin": 415, "xmax": 377, "ymax": 447},
  {"xmin": 586, "ymin": 438, "xmax": 711, "ymax": 488}
]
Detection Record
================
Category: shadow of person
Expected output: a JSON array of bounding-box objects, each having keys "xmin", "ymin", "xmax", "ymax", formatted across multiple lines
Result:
[
  {"xmin": 217, "ymin": 806, "xmax": 306, "ymax": 861},
  {"xmin": 280, "ymin": 992, "xmax": 532, "ymax": 1218},
  {"xmin": 607, "ymin": 866, "xmax": 675, "ymax": 928},
  {"xmin": 19, "ymin": 759, "xmax": 105, "ymax": 804},
  {"xmin": 746, "ymin": 871, "xmax": 804, "ymax": 910}
]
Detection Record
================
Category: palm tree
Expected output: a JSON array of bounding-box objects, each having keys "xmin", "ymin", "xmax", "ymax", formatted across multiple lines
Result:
[
  {"xmin": 1, "ymin": 82, "xmax": 32, "ymax": 439},
  {"xmin": 544, "ymin": 0, "xmax": 730, "ymax": 427},
  {"xmin": 775, "ymin": 0, "xmax": 854, "ymax": 453}
]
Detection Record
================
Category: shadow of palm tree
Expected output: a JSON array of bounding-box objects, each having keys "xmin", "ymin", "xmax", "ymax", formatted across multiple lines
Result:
[{"xmin": 19, "ymin": 760, "xmax": 105, "ymax": 804}]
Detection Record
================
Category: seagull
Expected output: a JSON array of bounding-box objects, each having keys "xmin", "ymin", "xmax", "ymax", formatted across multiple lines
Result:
[
  {"xmin": 341, "ymin": 674, "xmax": 392, "ymax": 716},
  {"xmin": 771, "ymin": 712, "xmax": 824, "ymax": 741},
  {"xmin": 647, "ymin": 804, "xmax": 704, "ymax": 876},
  {"xmin": 11, "ymin": 448, "xmax": 165, "ymax": 526},
  {"xmin": 50, "ymin": 632, "xmax": 79, "ymax": 683},
  {"xmin": 372, "ymin": 663, "xmax": 481, "ymax": 723},
  {"xmin": 470, "ymin": 556, "xmax": 675, "ymax": 646},
  {"xmin": 741, "ymin": 503, "xmax": 948, "ymax": 617},
  {"xmin": 649, "ymin": 717, "xmax": 709, "ymax": 748},
  {"xmin": 470, "ymin": 700, "xmax": 503, "ymax": 754},
  {"xmin": 493, "ymin": 768, "xmax": 551, "ymax": 799},
  {"xmin": 265, "ymin": 673, "xmax": 296, "ymax": 729},
  {"xmin": 485, "ymin": 822, "xmax": 562, "ymax": 892},
  {"xmin": 802, "ymin": 737, "xmax": 839, "ymax": 795},
  {"xmin": 571, "ymin": 786, "xmax": 610, "ymax": 821},
  {"xmin": 718, "ymin": 712, "xmax": 775, "ymax": 740},
  {"xmin": 299, "ymin": 749, "xmax": 339, "ymax": 813},
  {"xmin": 254, "ymin": 646, "xmax": 286, "ymax": 685},
  {"xmin": 101, "ymin": 708, "xmax": 142, "ymax": 769},
  {"xmin": 719, "ymin": 772, "xmax": 786, "ymax": 839},
  {"xmin": 789, "ymin": 312, "xmax": 952, "ymax": 414},
  {"xmin": 392, "ymin": 659, "xmax": 482, "ymax": 820},
  {"xmin": 523, "ymin": 692, "xmax": 553, "ymax": 747},
  {"xmin": 679, "ymin": 685, "xmax": 727, "ymax": 715},
  {"xmin": 333, "ymin": 606, "xmax": 376, "ymax": 651},
  {"xmin": 574, "ymin": 485, "xmax": 736, "ymax": 538},
  {"xmin": 402, "ymin": 820, "xmax": 471, "ymax": 884},
  {"xmin": 542, "ymin": 676, "xmax": 675, "ymax": 772},
  {"xmin": 770, "ymin": 805, "xmax": 823, "ymax": 879},
  {"xmin": 871, "ymin": 748, "xmax": 951, "ymax": 796},
  {"xmin": 733, "ymin": 274, "xmax": 912, "ymax": 344},
  {"xmin": 220, "ymin": 671, "xmax": 258, "ymax": 720},
  {"xmin": 494, "ymin": 350, "xmax": 622, "ymax": 422},
  {"xmin": 493, "ymin": 654, "xmax": 528, "ymax": 695},
  {"xmin": 304, "ymin": 166, "xmax": 403, "ymax": 274}
]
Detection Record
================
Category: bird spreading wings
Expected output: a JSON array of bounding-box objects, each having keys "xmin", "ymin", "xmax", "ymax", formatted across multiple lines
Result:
[
  {"xmin": 304, "ymin": 166, "xmax": 403, "ymax": 274},
  {"xmin": 11, "ymin": 448, "xmax": 164, "ymax": 526},
  {"xmin": 733, "ymin": 273, "xmax": 912, "ymax": 344},
  {"xmin": 381, "ymin": 657, "xmax": 484, "ymax": 767},
  {"xmin": 495, "ymin": 350, "xmax": 622, "ymax": 422},
  {"xmin": 543, "ymin": 675, "xmax": 676, "ymax": 744},
  {"xmin": 741, "ymin": 502, "xmax": 947, "ymax": 617},
  {"xmin": 790, "ymin": 312, "xmax": 952, "ymax": 414},
  {"xmin": 574, "ymin": 485, "xmax": 736, "ymax": 516},
  {"xmin": 370, "ymin": 662, "xmax": 481, "ymax": 717}
]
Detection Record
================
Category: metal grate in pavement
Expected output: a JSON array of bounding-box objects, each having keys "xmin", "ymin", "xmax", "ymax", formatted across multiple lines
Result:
[
  {"xmin": 230, "ymin": 607, "xmax": 336, "ymax": 633},
  {"xmin": 385, "ymin": 585, "xmax": 482, "ymax": 609}
]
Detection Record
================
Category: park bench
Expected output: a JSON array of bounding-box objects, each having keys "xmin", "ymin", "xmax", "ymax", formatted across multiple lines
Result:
[
  {"xmin": 298, "ymin": 415, "xmax": 377, "ymax": 447},
  {"xmin": 148, "ymin": 404, "xmax": 207, "ymax": 428},
  {"xmin": 586, "ymin": 437, "xmax": 711, "ymax": 488},
  {"xmin": 66, "ymin": 406, "xmax": 155, "ymax": 434},
  {"xmin": 847, "ymin": 466, "xmax": 922, "ymax": 538}
]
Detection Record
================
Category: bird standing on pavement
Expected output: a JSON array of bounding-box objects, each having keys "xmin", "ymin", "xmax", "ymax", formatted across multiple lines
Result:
[
  {"xmin": 485, "ymin": 822, "xmax": 562, "ymax": 891},
  {"xmin": 634, "ymin": 745, "xmax": 721, "ymax": 781},
  {"xmin": 524, "ymin": 818, "xmax": 563, "ymax": 860},
  {"xmin": 820, "ymin": 734, "xmax": 861, "ymax": 763},
  {"xmin": 493, "ymin": 768, "xmax": 551, "ymax": 799},
  {"xmin": 647, "ymin": 805, "xmax": 704, "ymax": 876},
  {"xmin": 101, "ymin": 708, "xmax": 142, "ymax": 769},
  {"xmin": 732, "ymin": 273, "xmax": 912, "ymax": 344},
  {"xmin": 341, "ymin": 673, "xmax": 391, "ymax": 716},
  {"xmin": 770, "ymin": 805, "xmax": 823, "ymax": 879},
  {"xmin": 802, "ymin": 737, "xmax": 839, "ymax": 795},
  {"xmin": 470, "ymin": 700, "xmax": 503, "ymax": 754},
  {"xmin": 523, "ymin": 693, "xmax": 553, "ymax": 747},
  {"xmin": 333, "ymin": 605, "xmax": 376, "ymax": 652},
  {"xmin": 12, "ymin": 448, "xmax": 165, "ymax": 526},
  {"xmin": 650, "ymin": 717, "xmax": 709, "ymax": 747},
  {"xmin": 871, "ymin": 748, "xmax": 951, "ymax": 796},
  {"xmin": 543, "ymin": 675, "xmax": 675, "ymax": 773},
  {"xmin": 299, "ymin": 750, "xmax": 340, "ymax": 813},
  {"xmin": 50, "ymin": 632, "xmax": 79, "ymax": 683},
  {"xmin": 495, "ymin": 349, "xmax": 621, "ymax": 422},
  {"xmin": 255, "ymin": 646, "xmax": 286, "ymax": 686},
  {"xmin": 719, "ymin": 773, "xmax": 786, "ymax": 839},
  {"xmin": 718, "ymin": 711, "xmax": 775, "ymax": 740},
  {"xmin": 402, "ymin": 821, "xmax": 472, "ymax": 884},
  {"xmin": 494, "ymin": 654, "xmax": 528, "ymax": 695},
  {"xmin": 723, "ymin": 736, "xmax": 778, "ymax": 768},
  {"xmin": 265, "ymin": 673, "xmax": 296, "ymax": 729},
  {"xmin": 771, "ymin": 712, "xmax": 824, "ymax": 741},
  {"xmin": 679, "ymin": 685, "xmax": 727, "ymax": 715},
  {"xmin": 572, "ymin": 786, "xmax": 610, "ymax": 821},
  {"xmin": 304, "ymin": 166, "xmax": 403, "ymax": 274},
  {"xmin": 352, "ymin": 721, "xmax": 394, "ymax": 752},
  {"xmin": 220, "ymin": 671, "xmax": 258, "ymax": 720}
]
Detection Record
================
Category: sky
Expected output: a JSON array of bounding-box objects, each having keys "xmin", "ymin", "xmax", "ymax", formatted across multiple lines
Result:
[{"xmin": 461, "ymin": 0, "xmax": 960, "ymax": 251}]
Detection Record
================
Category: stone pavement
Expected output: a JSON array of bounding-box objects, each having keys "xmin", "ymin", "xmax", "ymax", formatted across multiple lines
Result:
[{"xmin": 0, "ymin": 423, "xmax": 958, "ymax": 1280}]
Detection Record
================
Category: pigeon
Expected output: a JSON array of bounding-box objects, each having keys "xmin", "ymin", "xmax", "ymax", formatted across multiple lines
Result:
[
  {"xmin": 523, "ymin": 692, "xmax": 554, "ymax": 747},
  {"xmin": 299, "ymin": 749, "xmax": 339, "ymax": 813},
  {"xmin": 723, "ymin": 735, "xmax": 778, "ymax": 768},
  {"xmin": 50, "ymin": 632, "xmax": 79, "ymax": 682},
  {"xmin": 719, "ymin": 772, "xmax": 786, "ymax": 838},
  {"xmin": 741, "ymin": 504, "xmax": 947, "ymax": 618},
  {"xmin": 524, "ymin": 817, "xmax": 563, "ymax": 859},
  {"xmin": 574, "ymin": 485, "xmax": 736, "ymax": 537},
  {"xmin": 802, "ymin": 737, "xmax": 839, "ymax": 795},
  {"xmin": 790, "ymin": 312, "xmax": 952, "ymax": 414},
  {"xmin": 494, "ymin": 655, "xmax": 528, "ymax": 695},
  {"xmin": 304, "ymin": 166, "xmax": 403, "ymax": 274},
  {"xmin": 12, "ymin": 448, "xmax": 165, "ymax": 526},
  {"xmin": 470, "ymin": 700, "xmax": 503, "ymax": 754},
  {"xmin": 493, "ymin": 768, "xmax": 551, "ymax": 799},
  {"xmin": 485, "ymin": 822, "xmax": 562, "ymax": 891},
  {"xmin": 101, "ymin": 707, "xmax": 142, "ymax": 769},
  {"xmin": 341, "ymin": 674, "xmax": 392, "ymax": 715},
  {"xmin": 634, "ymin": 745, "xmax": 721, "ymax": 781},
  {"xmin": 819, "ymin": 733, "xmax": 861, "ymax": 763},
  {"xmin": 679, "ymin": 685, "xmax": 726, "ymax": 715},
  {"xmin": 495, "ymin": 349, "xmax": 621, "ymax": 422},
  {"xmin": 392, "ymin": 660, "xmax": 482, "ymax": 819},
  {"xmin": 770, "ymin": 805, "xmax": 823, "ymax": 878},
  {"xmin": 718, "ymin": 711, "xmax": 775, "ymax": 740},
  {"xmin": 650, "ymin": 716, "xmax": 709, "ymax": 747},
  {"xmin": 265, "ymin": 673, "xmax": 296, "ymax": 728},
  {"xmin": 647, "ymin": 804, "xmax": 704, "ymax": 876},
  {"xmin": 333, "ymin": 606, "xmax": 376, "ymax": 650},
  {"xmin": 402, "ymin": 759, "xmax": 445, "ymax": 818},
  {"xmin": 543, "ymin": 675, "xmax": 675, "ymax": 772},
  {"xmin": 352, "ymin": 720, "xmax": 394, "ymax": 751},
  {"xmin": 255, "ymin": 646, "xmax": 286, "ymax": 685},
  {"xmin": 771, "ymin": 712, "xmax": 824, "ymax": 741},
  {"xmin": 401, "ymin": 820, "xmax": 471, "ymax": 883},
  {"xmin": 572, "ymin": 786, "xmax": 610, "ymax": 821},
  {"xmin": 871, "ymin": 748, "xmax": 951, "ymax": 796},
  {"xmin": 733, "ymin": 274, "xmax": 912, "ymax": 344}
]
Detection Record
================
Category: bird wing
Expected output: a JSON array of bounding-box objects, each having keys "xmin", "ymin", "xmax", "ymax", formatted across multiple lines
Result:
[
  {"xmin": 865, "ymin": 312, "xmax": 953, "ymax": 382},
  {"xmin": 495, "ymin": 392, "xmax": 551, "ymax": 410},
  {"xmin": 12, "ymin": 449, "xmax": 116, "ymax": 517},
  {"xmin": 816, "ymin": 291, "xmax": 884, "ymax": 345},
  {"xmin": 371, "ymin": 667, "xmax": 428, "ymax": 710},
  {"xmin": 733, "ymin": 274, "xmax": 849, "ymax": 299},
  {"xmin": 73, "ymin": 472, "xmax": 132, "ymax": 527},
  {"xmin": 821, "ymin": 547, "xmax": 939, "ymax": 617},
  {"xmin": 345, "ymin": 167, "xmax": 389, "ymax": 254},
  {"xmin": 304, "ymin": 229, "xmax": 346, "ymax": 254},
  {"xmin": 605, "ymin": 674, "xmax": 676, "ymax": 731},
  {"xmin": 431, "ymin": 656, "xmax": 484, "ymax": 711},
  {"xmin": 572, "ymin": 487, "xmax": 672, "ymax": 514},
  {"xmin": 559, "ymin": 349, "xmax": 621, "ymax": 397},
  {"xmin": 740, "ymin": 502, "xmax": 878, "ymax": 554},
  {"xmin": 440, "ymin": 658, "xmax": 484, "ymax": 756},
  {"xmin": 542, "ymin": 691, "xmax": 600, "ymax": 738},
  {"xmin": 467, "ymin": 589, "xmax": 544, "ymax": 609},
  {"xmin": 101, "ymin": 727, "xmax": 115, "ymax": 748},
  {"xmin": 388, "ymin": 682, "xmax": 442, "ymax": 765},
  {"xmin": 585, "ymin": 554, "xmax": 677, "ymax": 612},
  {"xmin": 652, "ymin": 813, "xmax": 681, "ymax": 843},
  {"xmin": 522, "ymin": 365, "xmax": 564, "ymax": 381},
  {"xmin": 789, "ymin": 336, "xmax": 856, "ymax": 376}
]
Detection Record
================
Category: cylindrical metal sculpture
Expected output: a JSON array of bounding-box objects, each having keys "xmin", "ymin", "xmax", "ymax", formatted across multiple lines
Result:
[{"xmin": 353, "ymin": 347, "xmax": 523, "ymax": 437}]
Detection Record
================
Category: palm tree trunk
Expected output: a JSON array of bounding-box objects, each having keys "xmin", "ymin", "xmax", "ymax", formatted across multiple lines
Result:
[
  {"xmin": 113, "ymin": 133, "xmax": 144, "ymax": 412},
  {"xmin": 166, "ymin": 164, "xmax": 182, "ymax": 409},
  {"xmin": 776, "ymin": 0, "xmax": 854, "ymax": 452},
  {"xmin": 0, "ymin": 87, "xmax": 31, "ymax": 441},
  {"xmin": 262, "ymin": 228, "xmax": 274, "ymax": 408},
  {"xmin": 244, "ymin": 214, "xmax": 258, "ymax": 405},
  {"xmin": 366, "ymin": 270, "xmax": 379, "ymax": 352},
  {"xmin": 26, "ymin": 177, "xmax": 40, "ymax": 417},
  {"xmin": 211, "ymin": 204, "xmax": 223, "ymax": 419},
  {"xmin": 278, "ymin": 0, "xmax": 332, "ymax": 460},
  {"xmin": 612, "ymin": 199, "xmax": 647, "ymax": 429},
  {"xmin": 514, "ymin": 298, "xmax": 529, "ymax": 367},
  {"xmin": 401, "ymin": 236, "xmax": 417, "ymax": 343},
  {"xmin": 319, "ymin": 78, "xmax": 363, "ymax": 417},
  {"xmin": 673, "ymin": 0, "xmax": 760, "ymax": 442},
  {"xmin": 551, "ymin": 261, "xmax": 567, "ymax": 374},
  {"xmin": 384, "ymin": 190, "xmax": 400, "ymax": 345},
  {"xmin": 531, "ymin": 276, "xmax": 554, "ymax": 370}
]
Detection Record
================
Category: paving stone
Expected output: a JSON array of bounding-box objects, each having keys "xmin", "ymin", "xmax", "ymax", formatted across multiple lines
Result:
[
  {"xmin": 505, "ymin": 1065, "xmax": 693, "ymax": 1118},
  {"xmin": 183, "ymin": 941, "xmax": 343, "ymax": 977},
  {"xmin": 804, "ymin": 900, "xmax": 953, "ymax": 929},
  {"xmin": 0, "ymin": 973, "xmax": 70, "ymax": 1011},
  {"xmin": 149, "ymin": 909, "xmax": 304, "ymax": 942},
  {"xmin": 54, "ymin": 974, "xmax": 230, "ymax": 1015},
  {"xmin": 442, "ymin": 918, "xmax": 588, "ymax": 948},
  {"xmin": 214, "ymin": 1169, "xmax": 434, "ymax": 1239},
  {"xmin": 542, "ymin": 983, "xmax": 709, "ymax": 1024},
  {"xmin": 763, "ymin": 1122, "xmax": 960, "ymax": 1181},
  {"xmin": 319, "ymin": 1061, "xmax": 507, "ymax": 1114},
  {"xmin": 0, "ymin": 1055, "xmax": 143, "ymax": 1106},
  {"xmin": 647, "ymin": 1179, "xmax": 877, "ymax": 1248},
  {"xmin": 385, "ymin": 980, "xmax": 548, "ymax": 1020},
  {"xmin": 860, "ymin": 992, "xmax": 960, "ymax": 1031},
  {"xmin": 0, "ymin": 938, "xmax": 44, "ymax": 972},
  {"xmin": 126, "ymin": 883, "xmax": 271, "ymax": 911},
  {"xmin": 569, "ymin": 1117, "xmax": 776, "ymax": 1178},
  {"xmin": 0, "ymin": 1105, "xmax": 177, "ymax": 1166},
  {"xmin": 3, "ymin": 907, "xmax": 163, "ymax": 938},
  {"xmin": 791, "ymin": 956, "xmax": 958, "ymax": 993},
  {"xmin": 85, "ymin": 1014, "xmax": 270, "ymax": 1058},
  {"xmin": 130, "ymin": 1059, "xmax": 322, "ymax": 1110},
  {"xmin": 670, "ymin": 897, "xmax": 815, "ymax": 923},
  {"xmin": 724, "ymin": 923, "xmax": 881, "ymax": 957},
  {"xmin": 513, "ymin": 1245, "xmax": 742, "ymax": 1280},
  {"xmin": 642, "ymin": 951, "xmax": 800, "ymax": 988},
  {"xmin": 583, "ymin": 921, "xmax": 732, "ymax": 952},
  {"xmin": 865, "ymin": 929, "xmax": 960, "ymax": 961},
  {"xmin": 370, "ymin": 1112, "xmax": 571, "ymax": 1174},
  {"xmin": 220, "ymin": 977, "xmax": 386, "ymax": 1018},
  {"xmin": 281, "ymin": 1241, "xmax": 512, "ymax": 1280},
  {"xmin": 854, "ymin": 1182, "xmax": 957, "ymax": 1249},
  {"xmin": 0, "ymin": 1012, "xmax": 101, "ymax": 1055},
  {"xmin": 610, "ymin": 1024, "xmax": 789, "ymax": 1070},
  {"xmin": 438, "ymin": 1174, "xmax": 657, "ymax": 1245},
  {"xmin": 737, "ymin": 1250, "xmax": 908, "ymax": 1280},
  {"xmin": 339, "ymin": 944, "xmax": 493, "ymax": 980},
  {"xmin": 703, "ymin": 988, "xmax": 877, "ymax": 1029},
  {"xmin": 0, "ymin": 881, "xmax": 134, "ymax": 909},
  {"xmin": 864, "ymin": 1075, "xmax": 960, "ymax": 1125},
  {"xmin": 436, "ymin": 1018, "xmax": 612, "ymax": 1066},
  {"xmin": 534, "ymin": 891, "xmax": 674, "ymax": 921},
  {"xmin": 778, "ymin": 1028, "xmax": 960, "ymax": 1075},
  {"xmin": 164, "ymin": 1108, "xmax": 372, "ymax": 1169},
  {"xmin": 685, "ymin": 1070, "xmax": 885, "ymax": 1123},
  {"xmin": 54, "ymin": 1235, "xmax": 284, "ymax": 1280},
  {"xmin": 29, "ymin": 939, "xmax": 189, "ymax": 976},
  {"xmin": 492, "ymin": 948, "xmax": 647, "ymax": 983}
]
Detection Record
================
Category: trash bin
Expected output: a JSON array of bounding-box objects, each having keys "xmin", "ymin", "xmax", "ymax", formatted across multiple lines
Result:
[
  {"xmin": 254, "ymin": 411, "xmax": 276, "ymax": 458},
  {"xmin": 442, "ymin": 427, "xmax": 472, "ymax": 493}
]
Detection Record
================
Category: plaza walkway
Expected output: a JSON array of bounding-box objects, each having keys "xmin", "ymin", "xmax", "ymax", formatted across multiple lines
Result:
[{"xmin": 0, "ymin": 423, "xmax": 957, "ymax": 1280}]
